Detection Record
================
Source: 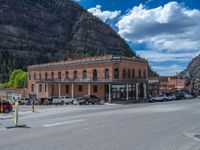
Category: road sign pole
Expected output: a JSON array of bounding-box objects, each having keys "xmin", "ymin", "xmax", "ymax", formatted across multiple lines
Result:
[{"xmin": 6, "ymin": 101, "xmax": 28, "ymax": 129}]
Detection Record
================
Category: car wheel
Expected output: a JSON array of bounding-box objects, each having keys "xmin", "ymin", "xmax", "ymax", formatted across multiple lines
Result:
[
  {"xmin": 3, "ymin": 108, "xmax": 10, "ymax": 113},
  {"xmin": 61, "ymin": 101, "xmax": 64, "ymax": 105}
]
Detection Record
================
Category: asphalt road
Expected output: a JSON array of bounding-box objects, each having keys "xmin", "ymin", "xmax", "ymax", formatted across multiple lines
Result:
[{"xmin": 0, "ymin": 99, "xmax": 200, "ymax": 150}]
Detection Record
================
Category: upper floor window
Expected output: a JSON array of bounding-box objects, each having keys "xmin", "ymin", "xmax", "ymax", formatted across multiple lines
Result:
[
  {"xmin": 74, "ymin": 71, "xmax": 78, "ymax": 80},
  {"xmin": 114, "ymin": 68, "xmax": 119, "ymax": 79},
  {"xmin": 122, "ymin": 69, "xmax": 126, "ymax": 79},
  {"xmin": 39, "ymin": 73, "xmax": 42, "ymax": 80},
  {"xmin": 128, "ymin": 69, "xmax": 131, "ymax": 79},
  {"xmin": 138, "ymin": 70, "xmax": 142, "ymax": 78},
  {"xmin": 93, "ymin": 69, "xmax": 97, "ymax": 81},
  {"xmin": 45, "ymin": 72, "xmax": 48, "ymax": 80},
  {"xmin": 143, "ymin": 70, "xmax": 147, "ymax": 78},
  {"xmin": 58, "ymin": 72, "xmax": 62, "ymax": 80},
  {"xmin": 66, "ymin": 71, "xmax": 69, "ymax": 80},
  {"xmin": 29, "ymin": 74, "xmax": 31, "ymax": 80},
  {"xmin": 51, "ymin": 72, "xmax": 54, "ymax": 79},
  {"xmin": 34, "ymin": 73, "xmax": 36, "ymax": 80},
  {"xmin": 83, "ymin": 70, "xmax": 87, "ymax": 80},
  {"xmin": 105, "ymin": 69, "xmax": 109, "ymax": 80},
  {"xmin": 132, "ymin": 69, "xmax": 135, "ymax": 78}
]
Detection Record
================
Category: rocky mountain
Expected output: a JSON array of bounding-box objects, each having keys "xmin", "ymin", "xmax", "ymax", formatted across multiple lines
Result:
[
  {"xmin": 0, "ymin": 0, "xmax": 135, "ymax": 83},
  {"xmin": 180, "ymin": 54, "xmax": 200, "ymax": 79}
]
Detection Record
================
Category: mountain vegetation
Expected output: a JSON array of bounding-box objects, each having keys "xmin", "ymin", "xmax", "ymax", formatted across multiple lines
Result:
[{"xmin": 0, "ymin": 0, "xmax": 135, "ymax": 83}]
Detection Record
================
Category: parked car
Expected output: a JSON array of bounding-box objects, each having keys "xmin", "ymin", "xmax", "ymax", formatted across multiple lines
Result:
[
  {"xmin": 166, "ymin": 94, "xmax": 176, "ymax": 101},
  {"xmin": 52, "ymin": 96, "xmax": 75, "ymax": 105},
  {"xmin": 0, "ymin": 100, "xmax": 13, "ymax": 113},
  {"xmin": 175, "ymin": 93, "xmax": 185, "ymax": 100},
  {"xmin": 18, "ymin": 98, "xmax": 31, "ymax": 105},
  {"xmin": 148, "ymin": 95, "xmax": 168, "ymax": 103},
  {"xmin": 44, "ymin": 98, "xmax": 53, "ymax": 105},
  {"xmin": 184, "ymin": 93, "xmax": 193, "ymax": 99},
  {"xmin": 77, "ymin": 95, "xmax": 101, "ymax": 105}
]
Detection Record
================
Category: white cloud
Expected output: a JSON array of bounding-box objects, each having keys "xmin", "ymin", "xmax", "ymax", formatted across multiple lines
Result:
[
  {"xmin": 137, "ymin": 50, "xmax": 199, "ymax": 62},
  {"xmin": 117, "ymin": 1, "xmax": 200, "ymax": 52},
  {"xmin": 152, "ymin": 65, "xmax": 184, "ymax": 76},
  {"xmin": 88, "ymin": 5, "xmax": 121, "ymax": 22}
]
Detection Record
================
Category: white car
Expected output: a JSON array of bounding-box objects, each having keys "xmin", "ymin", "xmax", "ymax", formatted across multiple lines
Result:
[
  {"xmin": 52, "ymin": 96, "xmax": 75, "ymax": 105},
  {"xmin": 184, "ymin": 93, "xmax": 193, "ymax": 99},
  {"xmin": 167, "ymin": 94, "xmax": 176, "ymax": 101},
  {"xmin": 149, "ymin": 95, "xmax": 168, "ymax": 102}
]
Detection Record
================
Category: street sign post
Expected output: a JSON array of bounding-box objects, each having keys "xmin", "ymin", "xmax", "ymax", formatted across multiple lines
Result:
[
  {"xmin": 6, "ymin": 101, "xmax": 29, "ymax": 129},
  {"xmin": 13, "ymin": 101, "xmax": 19, "ymax": 126}
]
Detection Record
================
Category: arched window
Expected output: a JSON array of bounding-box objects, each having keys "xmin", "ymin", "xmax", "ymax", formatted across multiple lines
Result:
[
  {"xmin": 83, "ymin": 70, "xmax": 87, "ymax": 80},
  {"xmin": 58, "ymin": 72, "xmax": 61, "ymax": 80},
  {"xmin": 66, "ymin": 71, "xmax": 69, "ymax": 80},
  {"xmin": 122, "ymin": 69, "xmax": 126, "ymax": 79},
  {"xmin": 138, "ymin": 70, "xmax": 142, "ymax": 78},
  {"xmin": 51, "ymin": 72, "xmax": 54, "ymax": 79},
  {"xmin": 132, "ymin": 69, "xmax": 135, "ymax": 78},
  {"xmin": 128, "ymin": 69, "xmax": 131, "ymax": 79},
  {"xmin": 114, "ymin": 68, "xmax": 119, "ymax": 79},
  {"xmin": 105, "ymin": 69, "xmax": 109, "ymax": 80},
  {"xmin": 143, "ymin": 70, "xmax": 147, "ymax": 78},
  {"xmin": 34, "ymin": 73, "xmax": 36, "ymax": 80},
  {"xmin": 93, "ymin": 69, "xmax": 97, "ymax": 81},
  {"xmin": 74, "ymin": 71, "xmax": 78, "ymax": 80},
  {"xmin": 45, "ymin": 72, "xmax": 48, "ymax": 80}
]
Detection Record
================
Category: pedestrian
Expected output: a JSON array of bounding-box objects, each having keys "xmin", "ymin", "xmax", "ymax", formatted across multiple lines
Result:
[{"xmin": 32, "ymin": 99, "xmax": 35, "ymax": 112}]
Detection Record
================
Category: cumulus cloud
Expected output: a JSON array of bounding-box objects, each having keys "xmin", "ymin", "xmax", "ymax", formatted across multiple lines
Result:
[
  {"xmin": 117, "ymin": 1, "xmax": 200, "ymax": 52},
  {"xmin": 88, "ymin": 5, "xmax": 121, "ymax": 22}
]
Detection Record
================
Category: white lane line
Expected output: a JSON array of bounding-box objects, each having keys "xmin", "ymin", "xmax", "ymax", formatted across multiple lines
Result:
[{"xmin": 43, "ymin": 119, "xmax": 85, "ymax": 127}]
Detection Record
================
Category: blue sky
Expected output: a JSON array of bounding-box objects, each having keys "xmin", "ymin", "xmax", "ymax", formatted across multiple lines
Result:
[{"xmin": 75, "ymin": 0, "xmax": 200, "ymax": 76}]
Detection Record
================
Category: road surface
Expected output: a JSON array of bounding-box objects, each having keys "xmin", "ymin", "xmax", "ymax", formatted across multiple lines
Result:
[{"xmin": 0, "ymin": 99, "xmax": 200, "ymax": 150}]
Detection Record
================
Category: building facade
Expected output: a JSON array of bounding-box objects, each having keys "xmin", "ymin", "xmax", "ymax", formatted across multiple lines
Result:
[
  {"xmin": 159, "ymin": 76, "xmax": 190, "ymax": 94},
  {"xmin": 148, "ymin": 77, "xmax": 160, "ymax": 97},
  {"xmin": 27, "ymin": 55, "xmax": 148, "ymax": 101}
]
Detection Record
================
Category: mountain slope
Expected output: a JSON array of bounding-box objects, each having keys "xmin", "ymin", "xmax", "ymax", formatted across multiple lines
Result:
[
  {"xmin": 0, "ymin": 0, "xmax": 135, "ymax": 82},
  {"xmin": 180, "ymin": 54, "xmax": 200, "ymax": 79}
]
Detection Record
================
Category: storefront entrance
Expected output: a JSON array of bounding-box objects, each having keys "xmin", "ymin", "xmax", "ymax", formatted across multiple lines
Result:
[{"xmin": 111, "ymin": 85, "xmax": 126, "ymax": 100}]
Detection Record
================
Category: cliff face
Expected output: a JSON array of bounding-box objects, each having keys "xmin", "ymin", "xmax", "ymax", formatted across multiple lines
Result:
[
  {"xmin": 0, "ymin": 0, "xmax": 135, "ymax": 82},
  {"xmin": 180, "ymin": 54, "xmax": 200, "ymax": 79}
]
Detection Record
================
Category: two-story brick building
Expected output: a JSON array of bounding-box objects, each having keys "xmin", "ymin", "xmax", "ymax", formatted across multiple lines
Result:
[{"xmin": 27, "ymin": 55, "xmax": 148, "ymax": 102}]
